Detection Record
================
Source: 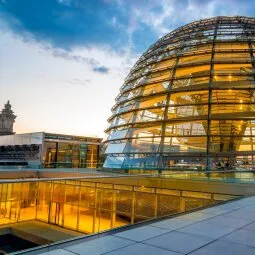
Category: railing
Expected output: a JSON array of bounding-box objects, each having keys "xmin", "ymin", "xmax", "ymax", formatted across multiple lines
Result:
[{"xmin": 0, "ymin": 177, "xmax": 239, "ymax": 236}]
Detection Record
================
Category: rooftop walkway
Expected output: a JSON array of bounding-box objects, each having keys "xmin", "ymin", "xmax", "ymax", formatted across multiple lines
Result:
[{"xmin": 20, "ymin": 195, "xmax": 255, "ymax": 255}]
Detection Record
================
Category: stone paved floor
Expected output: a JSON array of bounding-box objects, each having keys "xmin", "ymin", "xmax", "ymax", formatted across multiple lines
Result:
[{"xmin": 35, "ymin": 196, "xmax": 255, "ymax": 255}]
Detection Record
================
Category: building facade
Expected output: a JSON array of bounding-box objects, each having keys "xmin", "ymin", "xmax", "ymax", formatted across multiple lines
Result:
[
  {"xmin": 0, "ymin": 132, "xmax": 102, "ymax": 168},
  {"xmin": 103, "ymin": 16, "xmax": 255, "ymax": 171}
]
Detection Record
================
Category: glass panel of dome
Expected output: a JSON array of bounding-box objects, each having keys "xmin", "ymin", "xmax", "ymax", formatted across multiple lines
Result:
[
  {"xmin": 172, "ymin": 76, "xmax": 210, "ymax": 89},
  {"xmin": 105, "ymin": 143, "xmax": 126, "ymax": 154},
  {"xmin": 135, "ymin": 109, "xmax": 164, "ymax": 122},
  {"xmin": 170, "ymin": 91, "xmax": 209, "ymax": 105},
  {"xmin": 212, "ymin": 75, "xmax": 254, "ymax": 88},
  {"xmin": 178, "ymin": 54, "xmax": 211, "ymax": 65},
  {"xmin": 214, "ymin": 42, "xmax": 249, "ymax": 50},
  {"xmin": 165, "ymin": 121, "xmax": 207, "ymax": 136},
  {"xmin": 146, "ymin": 70, "xmax": 173, "ymax": 84},
  {"xmin": 214, "ymin": 63, "xmax": 253, "ymax": 74},
  {"xmin": 116, "ymin": 101, "xmax": 135, "ymax": 115},
  {"xmin": 152, "ymin": 59, "xmax": 175, "ymax": 69},
  {"xmin": 167, "ymin": 105, "xmax": 208, "ymax": 119},
  {"xmin": 175, "ymin": 65, "xmax": 211, "ymax": 78},
  {"xmin": 138, "ymin": 95, "xmax": 166, "ymax": 108},
  {"xmin": 209, "ymin": 136, "xmax": 253, "ymax": 152},
  {"xmin": 161, "ymin": 156, "xmax": 206, "ymax": 170},
  {"xmin": 122, "ymin": 155, "xmax": 159, "ymax": 169},
  {"xmin": 211, "ymin": 89, "xmax": 255, "ymax": 101},
  {"xmin": 163, "ymin": 137, "xmax": 207, "ymax": 152},
  {"xmin": 127, "ymin": 125, "xmax": 162, "ymax": 138},
  {"xmin": 107, "ymin": 129, "xmax": 128, "ymax": 141},
  {"xmin": 181, "ymin": 43, "xmax": 212, "ymax": 55},
  {"xmin": 103, "ymin": 156, "xmax": 125, "ymax": 168},
  {"xmin": 124, "ymin": 137, "xmax": 161, "ymax": 153},
  {"xmin": 142, "ymin": 83, "xmax": 168, "ymax": 96},
  {"xmin": 110, "ymin": 114, "xmax": 131, "ymax": 128},
  {"xmin": 214, "ymin": 52, "xmax": 251, "ymax": 62}
]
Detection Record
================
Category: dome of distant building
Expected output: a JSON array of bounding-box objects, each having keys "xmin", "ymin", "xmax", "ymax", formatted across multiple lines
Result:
[
  {"xmin": 103, "ymin": 16, "xmax": 255, "ymax": 172},
  {"xmin": 0, "ymin": 101, "xmax": 16, "ymax": 136}
]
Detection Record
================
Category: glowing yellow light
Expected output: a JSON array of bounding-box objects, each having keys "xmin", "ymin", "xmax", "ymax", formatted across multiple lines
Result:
[
  {"xmin": 240, "ymin": 99, "xmax": 243, "ymax": 103},
  {"xmin": 228, "ymin": 89, "xmax": 232, "ymax": 92}
]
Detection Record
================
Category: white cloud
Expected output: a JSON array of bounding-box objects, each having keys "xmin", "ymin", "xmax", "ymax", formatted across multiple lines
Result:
[
  {"xmin": 123, "ymin": 0, "xmax": 252, "ymax": 41},
  {"xmin": 0, "ymin": 26, "xmax": 137, "ymax": 137}
]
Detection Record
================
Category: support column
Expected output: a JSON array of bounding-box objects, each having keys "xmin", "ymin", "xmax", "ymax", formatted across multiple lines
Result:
[
  {"xmin": 206, "ymin": 18, "xmax": 219, "ymax": 172},
  {"xmin": 158, "ymin": 56, "xmax": 180, "ymax": 172},
  {"xmin": 111, "ymin": 190, "xmax": 117, "ymax": 228},
  {"xmin": 154, "ymin": 193, "xmax": 158, "ymax": 218},
  {"xmin": 179, "ymin": 197, "xmax": 185, "ymax": 212},
  {"xmin": 92, "ymin": 185, "xmax": 98, "ymax": 233},
  {"xmin": 131, "ymin": 189, "xmax": 135, "ymax": 224}
]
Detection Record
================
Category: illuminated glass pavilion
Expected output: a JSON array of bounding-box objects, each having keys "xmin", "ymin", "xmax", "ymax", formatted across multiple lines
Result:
[{"xmin": 103, "ymin": 16, "xmax": 255, "ymax": 171}]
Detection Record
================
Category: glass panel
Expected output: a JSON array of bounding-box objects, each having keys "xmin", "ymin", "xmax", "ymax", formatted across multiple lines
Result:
[
  {"xmin": 214, "ymin": 63, "xmax": 253, "ymax": 75},
  {"xmin": 127, "ymin": 125, "xmax": 162, "ymax": 138},
  {"xmin": 175, "ymin": 65, "xmax": 211, "ymax": 78},
  {"xmin": 124, "ymin": 138, "xmax": 161, "ymax": 153},
  {"xmin": 103, "ymin": 156, "xmax": 125, "ymax": 168},
  {"xmin": 164, "ymin": 136, "xmax": 207, "ymax": 152},
  {"xmin": 172, "ymin": 76, "xmax": 209, "ymax": 89},
  {"xmin": 105, "ymin": 143, "xmax": 126, "ymax": 154},
  {"xmin": 42, "ymin": 142, "xmax": 57, "ymax": 168},
  {"xmin": 122, "ymin": 155, "xmax": 159, "ymax": 169},
  {"xmin": 167, "ymin": 104, "xmax": 208, "ymax": 119},
  {"xmin": 214, "ymin": 42, "xmax": 249, "ymax": 50},
  {"xmin": 212, "ymin": 75, "xmax": 254, "ymax": 88},
  {"xmin": 165, "ymin": 122, "xmax": 207, "ymax": 136},
  {"xmin": 179, "ymin": 54, "xmax": 211, "ymax": 65}
]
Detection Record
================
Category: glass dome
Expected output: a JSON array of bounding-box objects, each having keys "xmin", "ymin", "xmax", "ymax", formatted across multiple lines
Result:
[{"xmin": 103, "ymin": 16, "xmax": 255, "ymax": 172}]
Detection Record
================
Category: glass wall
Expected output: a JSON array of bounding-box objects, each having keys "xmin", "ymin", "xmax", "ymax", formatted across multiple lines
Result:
[
  {"xmin": 42, "ymin": 142, "xmax": 99, "ymax": 168},
  {"xmin": 0, "ymin": 178, "xmax": 237, "ymax": 234},
  {"xmin": 104, "ymin": 16, "xmax": 255, "ymax": 171}
]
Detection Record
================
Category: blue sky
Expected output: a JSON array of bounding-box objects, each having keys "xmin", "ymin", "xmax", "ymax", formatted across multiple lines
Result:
[{"xmin": 1, "ymin": 0, "xmax": 255, "ymax": 137}]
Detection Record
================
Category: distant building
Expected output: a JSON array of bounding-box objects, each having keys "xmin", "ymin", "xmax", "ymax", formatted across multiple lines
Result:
[
  {"xmin": 0, "ymin": 101, "xmax": 16, "ymax": 136},
  {"xmin": 0, "ymin": 132, "xmax": 102, "ymax": 168}
]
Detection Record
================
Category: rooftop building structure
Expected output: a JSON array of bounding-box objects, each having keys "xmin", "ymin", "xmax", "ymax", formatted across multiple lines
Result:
[
  {"xmin": 103, "ymin": 16, "xmax": 255, "ymax": 172},
  {"xmin": 0, "ymin": 132, "xmax": 102, "ymax": 168}
]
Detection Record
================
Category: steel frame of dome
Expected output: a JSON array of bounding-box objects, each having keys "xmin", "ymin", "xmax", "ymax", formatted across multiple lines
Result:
[{"xmin": 103, "ymin": 16, "xmax": 255, "ymax": 172}]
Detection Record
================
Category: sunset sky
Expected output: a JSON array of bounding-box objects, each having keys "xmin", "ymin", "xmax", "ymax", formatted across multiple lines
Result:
[{"xmin": 1, "ymin": 0, "xmax": 255, "ymax": 137}]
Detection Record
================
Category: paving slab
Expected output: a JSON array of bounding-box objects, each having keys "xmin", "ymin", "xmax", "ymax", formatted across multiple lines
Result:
[
  {"xmin": 243, "ymin": 221, "xmax": 255, "ymax": 232},
  {"xmin": 204, "ymin": 215, "xmax": 252, "ymax": 228},
  {"xmin": 150, "ymin": 218, "xmax": 195, "ymax": 231},
  {"xmin": 65, "ymin": 236, "xmax": 135, "ymax": 255},
  {"xmin": 143, "ymin": 231, "xmax": 214, "ymax": 254},
  {"xmin": 113, "ymin": 225, "xmax": 169, "ymax": 242},
  {"xmin": 178, "ymin": 221, "xmax": 237, "ymax": 239},
  {"xmin": 222, "ymin": 229, "xmax": 255, "ymax": 247},
  {"xmin": 175, "ymin": 212, "xmax": 215, "ymax": 222},
  {"xmin": 223, "ymin": 209, "xmax": 255, "ymax": 221},
  {"xmin": 40, "ymin": 250, "xmax": 76, "ymax": 255},
  {"xmin": 189, "ymin": 240, "xmax": 255, "ymax": 255},
  {"xmin": 103, "ymin": 243, "xmax": 181, "ymax": 255}
]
